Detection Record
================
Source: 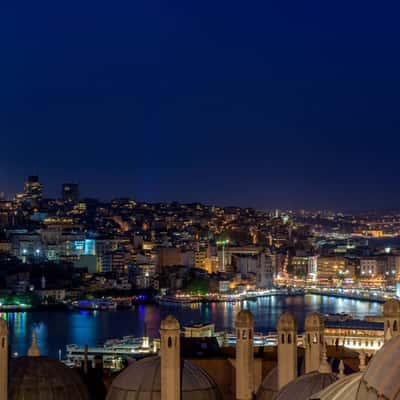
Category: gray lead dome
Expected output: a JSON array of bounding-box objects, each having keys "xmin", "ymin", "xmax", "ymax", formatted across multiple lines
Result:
[
  {"xmin": 106, "ymin": 356, "xmax": 221, "ymax": 400},
  {"xmin": 9, "ymin": 356, "xmax": 90, "ymax": 400},
  {"xmin": 274, "ymin": 371, "xmax": 338, "ymax": 400}
]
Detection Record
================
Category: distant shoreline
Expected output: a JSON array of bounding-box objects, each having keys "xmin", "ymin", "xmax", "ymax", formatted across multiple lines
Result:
[{"xmin": 0, "ymin": 291, "xmax": 386, "ymax": 314}]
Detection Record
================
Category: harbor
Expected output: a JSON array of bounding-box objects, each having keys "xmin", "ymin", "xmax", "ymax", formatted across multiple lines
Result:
[
  {"xmin": 1, "ymin": 293, "xmax": 383, "ymax": 360},
  {"xmin": 62, "ymin": 311, "xmax": 385, "ymax": 371}
]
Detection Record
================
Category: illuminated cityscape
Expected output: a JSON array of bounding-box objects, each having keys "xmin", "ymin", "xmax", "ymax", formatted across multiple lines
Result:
[
  {"xmin": 3, "ymin": 0, "xmax": 400, "ymax": 398},
  {"xmin": 0, "ymin": 176, "xmax": 400, "ymax": 398},
  {"xmin": 2, "ymin": 176, "xmax": 400, "ymax": 305}
]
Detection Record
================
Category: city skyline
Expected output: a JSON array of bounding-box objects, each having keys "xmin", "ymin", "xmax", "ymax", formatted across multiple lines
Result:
[
  {"xmin": 2, "ymin": 1, "xmax": 400, "ymax": 210},
  {"xmin": 3, "ymin": 173, "xmax": 400, "ymax": 213}
]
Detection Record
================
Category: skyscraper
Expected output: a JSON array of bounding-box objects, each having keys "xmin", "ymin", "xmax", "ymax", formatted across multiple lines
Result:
[
  {"xmin": 61, "ymin": 183, "xmax": 79, "ymax": 202},
  {"xmin": 24, "ymin": 176, "xmax": 43, "ymax": 201}
]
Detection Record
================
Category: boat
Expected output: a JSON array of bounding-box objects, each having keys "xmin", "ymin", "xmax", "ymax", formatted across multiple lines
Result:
[
  {"xmin": 70, "ymin": 299, "xmax": 118, "ymax": 311},
  {"xmin": 64, "ymin": 335, "xmax": 159, "ymax": 371},
  {"xmin": 0, "ymin": 303, "xmax": 33, "ymax": 312},
  {"xmin": 324, "ymin": 312, "xmax": 353, "ymax": 322},
  {"xmin": 156, "ymin": 295, "xmax": 199, "ymax": 305}
]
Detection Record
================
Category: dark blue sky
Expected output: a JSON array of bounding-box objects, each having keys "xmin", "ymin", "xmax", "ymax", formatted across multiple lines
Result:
[{"xmin": 1, "ymin": 0, "xmax": 400, "ymax": 210}]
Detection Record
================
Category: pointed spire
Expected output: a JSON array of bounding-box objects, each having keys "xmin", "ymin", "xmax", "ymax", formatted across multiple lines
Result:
[
  {"xmin": 83, "ymin": 344, "xmax": 88, "ymax": 374},
  {"xmin": 338, "ymin": 360, "xmax": 345, "ymax": 378},
  {"xmin": 144, "ymin": 321, "xmax": 148, "ymax": 338},
  {"xmin": 385, "ymin": 326, "xmax": 393, "ymax": 342},
  {"xmin": 28, "ymin": 331, "xmax": 40, "ymax": 357},
  {"xmin": 142, "ymin": 321, "xmax": 150, "ymax": 349},
  {"xmin": 318, "ymin": 342, "xmax": 332, "ymax": 374}
]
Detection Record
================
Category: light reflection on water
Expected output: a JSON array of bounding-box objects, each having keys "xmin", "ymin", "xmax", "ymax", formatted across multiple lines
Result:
[{"xmin": 1, "ymin": 294, "xmax": 383, "ymax": 359}]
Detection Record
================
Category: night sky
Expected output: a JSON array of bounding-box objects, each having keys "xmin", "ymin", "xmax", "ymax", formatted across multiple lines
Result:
[{"xmin": 1, "ymin": 0, "xmax": 400, "ymax": 211}]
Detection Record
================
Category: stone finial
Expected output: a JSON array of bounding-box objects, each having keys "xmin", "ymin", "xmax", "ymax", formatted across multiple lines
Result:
[
  {"xmin": 385, "ymin": 326, "xmax": 393, "ymax": 342},
  {"xmin": 358, "ymin": 350, "xmax": 367, "ymax": 372},
  {"xmin": 27, "ymin": 331, "xmax": 40, "ymax": 357},
  {"xmin": 318, "ymin": 342, "xmax": 332, "ymax": 374},
  {"xmin": 338, "ymin": 359, "xmax": 345, "ymax": 378}
]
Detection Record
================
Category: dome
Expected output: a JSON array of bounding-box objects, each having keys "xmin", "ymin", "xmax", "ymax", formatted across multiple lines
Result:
[
  {"xmin": 356, "ymin": 335, "xmax": 400, "ymax": 399},
  {"xmin": 9, "ymin": 356, "xmax": 90, "ymax": 400},
  {"xmin": 274, "ymin": 371, "xmax": 338, "ymax": 400},
  {"xmin": 160, "ymin": 315, "xmax": 180, "ymax": 330},
  {"xmin": 235, "ymin": 310, "xmax": 254, "ymax": 328},
  {"xmin": 106, "ymin": 356, "xmax": 221, "ymax": 400},
  {"xmin": 256, "ymin": 367, "xmax": 278, "ymax": 400},
  {"xmin": 277, "ymin": 312, "xmax": 297, "ymax": 331},
  {"xmin": 309, "ymin": 373, "xmax": 362, "ymax": 400},
  {"xmin": 305, "ymin": 313, "xmax": 324, "ymax": 331},
  {"xmin": 383, "ymin": 299, "xmax": 400, "ymax": 316}
]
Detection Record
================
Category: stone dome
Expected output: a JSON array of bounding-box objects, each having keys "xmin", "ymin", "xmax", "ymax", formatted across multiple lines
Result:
[
  {"xmin": 106, "ymin": 356, "xmax": 222, "ymax": 400},
  {"xmin": 256, "ymin": 367, "xmax": 278, "ymax": 400},
  {"xmin": 383, "ymin": 299, "xmax": 400, "ymax": 317},
  {"xmin": 9, "ymin": 356, "xmax": 90, "ymax": 400},
  {"xmin": 277, "ymin": 312, "xmax": 297, "ymax": 331},
  {"xmin": 160, "ymin": 315, "xmax": 180, "ymax": 330},
  {"xmin": 273, "ymin": 371, "xmax": 338, "ymax": 400},
  {"xmin": 305, "ymin": 313, "xmax": 324, "ymax": 331},
  {"xmin": 235, "ymin": 310, "xmax": 254, "ymax": 328},
  {"xmin": 356, "ymin": 334, "xmax": 400, "ymax": 399}
]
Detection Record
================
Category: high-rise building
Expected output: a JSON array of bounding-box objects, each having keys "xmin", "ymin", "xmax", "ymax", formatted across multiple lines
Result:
[
  {"xmin": 24, "ymin": 176, "xmax": 43, "ymax": 201},
  {"xmin": 61, "ymin": 183, "xmax": 79, "ymax": 202}
]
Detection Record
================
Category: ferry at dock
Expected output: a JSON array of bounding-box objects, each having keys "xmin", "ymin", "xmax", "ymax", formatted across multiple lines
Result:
[
  {"xmin": 64, "ymin": 335, "xmax": 159, "ymax": 370},
  {"xmin": 63, "ymin": 314, "xmax": 386, "ymax": 371}
]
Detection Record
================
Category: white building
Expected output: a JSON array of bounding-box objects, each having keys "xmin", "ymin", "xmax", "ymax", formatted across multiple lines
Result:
[{"xmin": 360, "ymin": 257, "xmax": 379, "ymax": 277}]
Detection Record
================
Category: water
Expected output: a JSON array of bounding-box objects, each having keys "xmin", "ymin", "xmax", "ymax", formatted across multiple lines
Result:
[{"xmin": 2, "ymin": 294, "xmax": 383, "ymax": 359}]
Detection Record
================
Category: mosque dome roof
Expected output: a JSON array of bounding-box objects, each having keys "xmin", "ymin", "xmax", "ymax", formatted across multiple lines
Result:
[
  {"xmin": 356, "ymin": 335, "xmax": 400, "ymax": 400},
  {"xmin": 256, "ymin": 367, "xmax": 278, "ymax": 400},
  {"xmin": 309, "ymin": 373, "xmax": 362, "ymax": 400},
  {"xmin": 106, "ymin": 356, "xmax": 221, "ymax": 400},
  {"xmin": 9, "ymin": 356, "xmax": 90, "ymax": 400},
  {"xmin": 273, "ymin": 371, "xmax": 338, "ymax": 400}
]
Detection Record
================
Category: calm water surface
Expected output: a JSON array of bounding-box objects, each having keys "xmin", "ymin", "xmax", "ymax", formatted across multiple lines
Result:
[{"xmin": 2, "ymin": 294, "xmax": 383, "ymax": 358}]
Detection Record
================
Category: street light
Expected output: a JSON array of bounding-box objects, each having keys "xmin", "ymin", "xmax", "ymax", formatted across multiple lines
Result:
[{"xmin": 216, "ymin": 239, "xmax": 230, "ymax": 271}]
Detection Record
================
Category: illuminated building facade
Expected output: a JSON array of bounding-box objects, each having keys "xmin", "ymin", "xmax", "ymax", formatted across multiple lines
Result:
[
  {"xmin": 101, "ymin": 249, "xmax": 130, "ymax": 274},
  {"xmin": 317, "ymin": 256, "xmax": 346, "ymax": 282},
  {"xmin": 194, "ymin": 250, "xmax": 207, "ymax": 270},
  {"xmin": 291, "ymin": 255, "xmax": 318, "ymax": 279},
  {"xmin": 23, "ymin": 176, "xmax": 43, "ymax": 202},
  {"xmin": 359, "ymin": 257, "xmax": 379, "ymax": 277}
]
